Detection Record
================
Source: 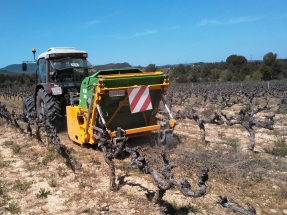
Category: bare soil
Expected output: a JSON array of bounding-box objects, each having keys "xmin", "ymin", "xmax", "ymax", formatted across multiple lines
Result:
[{"xmin": 1, "ymin": 100, "xmax": 287, "ymax": 214}]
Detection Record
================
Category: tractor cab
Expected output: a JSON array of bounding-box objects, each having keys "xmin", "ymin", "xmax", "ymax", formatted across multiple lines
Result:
[{"xmin": 37, "ymin": 47, "xmax": 93, "ymax": 88}]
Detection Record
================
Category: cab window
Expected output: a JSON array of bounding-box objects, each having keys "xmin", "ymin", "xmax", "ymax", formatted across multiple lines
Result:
[{"xmin": 38, "ymin": 58, "xmax": 46, "ymax": 83}]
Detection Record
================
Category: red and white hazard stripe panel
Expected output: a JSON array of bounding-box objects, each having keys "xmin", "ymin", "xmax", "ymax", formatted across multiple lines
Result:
[{"xmin": 127, "ymin": 86, "xmax": 152, "ymax": 113}]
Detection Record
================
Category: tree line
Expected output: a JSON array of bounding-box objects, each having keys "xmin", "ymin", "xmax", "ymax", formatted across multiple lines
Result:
[
  {"xmin": 0, "ymin": 73, "xmax": 36, "ymax": 87},
  {"xmin": 145, "ymin": 52, "xmax": 287, "ymax": 83},
  {"xmin": 1, "ymin": 51, "xmax": 287, "ymax": 87}
]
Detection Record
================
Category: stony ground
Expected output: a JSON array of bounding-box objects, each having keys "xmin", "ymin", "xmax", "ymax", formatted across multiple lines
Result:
[{"xmin": 1, "ymin": 100, "xmax": 287, "ymax": 214}]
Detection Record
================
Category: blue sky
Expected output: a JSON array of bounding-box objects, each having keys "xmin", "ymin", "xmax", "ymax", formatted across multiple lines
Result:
[{"xmin": 0, "ymin": 0, "xmax": 287, "ymax": 68}]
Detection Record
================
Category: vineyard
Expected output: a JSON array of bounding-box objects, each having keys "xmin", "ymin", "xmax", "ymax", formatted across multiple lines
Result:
[{"xmin": 1, "ymin": 81, "xmax": 287, "ymax": 214}]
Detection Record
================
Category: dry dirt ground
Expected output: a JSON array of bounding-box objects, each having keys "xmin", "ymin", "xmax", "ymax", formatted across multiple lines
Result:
[{"xmin": 1, "ymin": 100, "xmax": 287, "ymax": 215}]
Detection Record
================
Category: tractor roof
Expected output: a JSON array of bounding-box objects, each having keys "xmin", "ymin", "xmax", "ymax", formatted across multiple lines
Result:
[{"xmin": 38, "ymin": 47, "xmax": 87, "ymax": 59}]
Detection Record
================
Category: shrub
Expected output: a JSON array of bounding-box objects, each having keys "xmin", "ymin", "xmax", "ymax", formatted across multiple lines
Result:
[
  {"xmin": 264, "ymin": 136, "xmax": 287, "ymax": 157},
  {"xmin": 36, "ymin": 188, "xmax": 51, "ymax": 199}
]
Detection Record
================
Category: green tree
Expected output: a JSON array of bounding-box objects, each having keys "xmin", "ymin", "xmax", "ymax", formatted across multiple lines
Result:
[
  {"xmin": 252, "ymin": 70, "xmax": 262, "ymax": 80},
  {"xmin": 174, "ymin": 64, "xmax": 187, "ymax": 83},
  {"xmin": 280, "ymin": 60, "xmax": 287, "ymax": 78},
  {"xmin": 211, "ymin": 68, "xmax": 220, "ymax": 81},
  {"xmin": 4, "ymin": 80, "xmax": 12, "ymax": 87},
  {"xmin": 0, "ymin": 74, "xmax": 5, "ymax": 83},
  {"xmin": 220, "ymin": 70, "xmax": 232, "ymax": 82},
  {"xmin": 260, "ymin": 64, "xmax": 271, "ymax": 80},
  {"xmin": 263, "ymin": 52, "xmax": 277, "ymax": 66},
  {"xmin": 260, "ymin": 52, "xmax": 281, "ymax": 80},
  {"xmin": 175, "ymin": 64, "xmax": 186, "ymax": 75},
  {"xmin": 240, "ymin": 63, "xmax": 252, "ymax": 77},
  {"xmin": 226, "ymin": 55, "xmax": 247, "ymax": 66},
  {"xmin": 186, "ymin": 65, "xmax": 199, "ymax": 82},
  {"xmin": 226, "ymin": 54, "xmax": 247, "ymax": 81},
  {"xmin": 145, "ymin": 64, "xmax": 157, "ymax": 72},
  {"xmin": 200, "ymin": 63, "xmax": 214, "ymax": 82}
]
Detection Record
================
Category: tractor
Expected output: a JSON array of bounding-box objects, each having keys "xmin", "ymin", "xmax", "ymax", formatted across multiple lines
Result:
[
  {"xmin": 22, "ymin": 47, "xmax": 176, "ymax": 146},
  {"xmin": 22, "ymin": 47, "xmax": 94, "ymax": 130}
]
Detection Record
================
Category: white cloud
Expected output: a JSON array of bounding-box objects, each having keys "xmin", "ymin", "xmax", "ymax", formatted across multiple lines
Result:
[
  {"xmin": 227, "ymin": 16, "xmax": 261, "ymax": 24},
  {"xmin": 197, "ymin": 16, "xmax": 261, "ymax": 27},
  {"xmin": 87, "ymin": 20, "xmax": 101, "ymax": 26},
  {"xmin": 197, "ymin": 19, "xmax": 220, "ymax": 27},
  {"xmin": 134, "ymin": 29, "xmax": 157, "ymax": 37}
]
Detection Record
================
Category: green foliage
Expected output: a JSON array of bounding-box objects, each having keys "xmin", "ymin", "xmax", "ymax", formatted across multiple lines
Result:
[
  {"xmin": 186, "ymin": 65, "xmax": 199, "ymax": 82},
  {"xmin": 0, "ymin": 160, "xmax": 12, "ymax": 168},
  {"xmin": 2, "ymin": 141, "xmax": 21, "ymax": 154},
  {"xmin": 0, "ymin": 73, "xmax": 35, "ymax": 87},
  {"xmin": 0, "ymin": 180, "xmax": 5, "ymax": 195},
  {"xmin": 89, "ymin": 157, "xmax": 101, "ymax": 165},
  {"xmin": 175, "ymin": 64, "xmax": 186, "ymax": 75},
  {"xmin": 176, "ymin": 73, "xmax": 189, "ymax": 83},
  {"xmin": 78, "ymin": 181, "xmax": 87, "ymax": 189},
  {"xmin": 48, "ymin": 146, "xmax": 55, "ymax": 152},
  {"xmin": 170, "ymin": 201, "xmax": 200, "ymax": 214},
  {"xmin": 252, "ymin": 70, "xmax": 263, "ymax": 80},
  {"xmin": 42, "ymin": 152, "xmax": 56, "ymax": 165},
  {"xmin": 3, "ymin": 140, "xmax": 14, "ymax": 146},
  {"xmin": 263, "ymin": 52, "xmax": 277, "ymax": 66},
  {"xmin": 173, "ymin": 64, "xmax": 188, "ymax": 83},
  {"xmin": 251, "ymin": 172, "xmax": 263, "ymax": 183},
  {"xmin": 168, "ymin": 52, "xmax": 286, "ymax": 83},
  {"xmin": 261, "ymin": 52, "xmax": 282, "ymax": 80},
  {"xmin": 117, "ymin": 161, "xmax": 130, "ymax": 172},
  {"xmin": 211, "ymin": 68, "xmax": 220, "ymax": 81},
  {"xmin": 36, "ymin": 188, "xmax": 51, "ymax": 199},
  {"xmin": 145, "ymin": 64, "xmax": 157, "ymax": 72},
  {"xmin": 226, "ymin": 54, "xmax": 247, "ymax": 66},
  {"xmin": 5, "ymin": 202, "xmax": 21, "ymax": 214},
  {"xmin": 220, "ymin": 70, "xmax": 232, "ymax": 81},
  {"xmin": 12, "ymin": 145, "xmax": 21, "ymax": 154},
  {"xmin": 13, "ymin": 180, "xmax": 33, "ymax": 191},
  {"xmin": 264, "ymin": 136, "xmax": 287, "ymax": 157},
  {"xmin": 225, "ymin": 138, "xmax": 240, "ymax": 152}
]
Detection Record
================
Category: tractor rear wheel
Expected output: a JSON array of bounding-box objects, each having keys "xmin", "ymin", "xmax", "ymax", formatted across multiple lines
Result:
[{"xmin": 36, "ymin": 89, "xmax": 62, "ymax": 131}]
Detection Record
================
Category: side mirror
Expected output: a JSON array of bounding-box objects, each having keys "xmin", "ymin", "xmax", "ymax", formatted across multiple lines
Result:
[{"xmin": 22, "ymin": 62, "xmax": 27, "ymax": 71}]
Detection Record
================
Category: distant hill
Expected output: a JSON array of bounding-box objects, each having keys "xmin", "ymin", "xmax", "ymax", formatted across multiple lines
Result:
[
  {"xmin": 0, "ymin": 63, "xmax": 37, "ymax": 75},
  {"xmin": 93, "ymin": 62, "xmax": 134, "ymax": 70}
]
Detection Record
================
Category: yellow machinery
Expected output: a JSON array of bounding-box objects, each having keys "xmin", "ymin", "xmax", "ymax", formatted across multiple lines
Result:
[{"xmin": 66, "ymin": 68, "xmax": 176, "ymax": 146}]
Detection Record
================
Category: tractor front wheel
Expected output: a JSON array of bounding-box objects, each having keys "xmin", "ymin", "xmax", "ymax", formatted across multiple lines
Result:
[
  {"xmin": 22, "ymin": 96, "xmax": 35, "ymax": 119},
  {"xmin": 36, "ymin": 89, "xmax": 62, "ymax": 131}
]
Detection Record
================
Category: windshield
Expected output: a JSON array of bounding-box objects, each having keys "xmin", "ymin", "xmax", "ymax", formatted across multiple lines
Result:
[
  {"xmin": 49, "ymin": 58, "xmax": 93, "ymax": 70},
  {"xmin": 48, "ymin": 58, "xmax": 93, "ymax": 83}
]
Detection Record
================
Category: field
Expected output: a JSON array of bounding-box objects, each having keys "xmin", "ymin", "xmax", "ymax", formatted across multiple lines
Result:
[{"xmin": 1, "ymin": 82, "xmax": 287, "ymax": 215}]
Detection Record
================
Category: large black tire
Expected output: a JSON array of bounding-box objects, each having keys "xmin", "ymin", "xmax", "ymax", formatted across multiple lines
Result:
[
  {"xmin": 22, "ymin": 96, "xmax": 35, "ymax": 119},
  {"xmin": 36, "ymin": 89, "xmax": 62, "ymax": 131}
]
